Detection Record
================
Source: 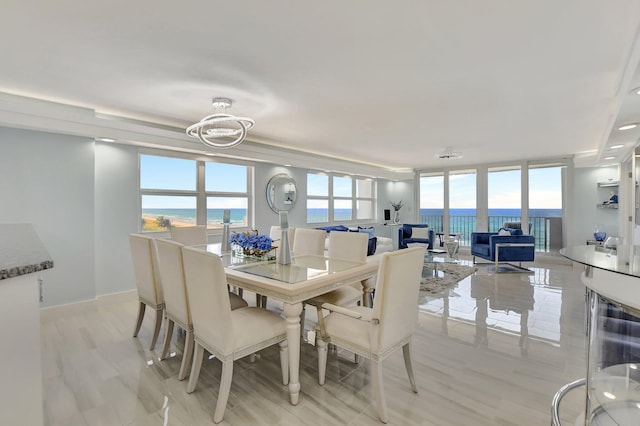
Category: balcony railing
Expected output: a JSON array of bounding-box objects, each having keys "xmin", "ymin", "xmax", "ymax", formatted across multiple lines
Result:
[{"xmin": 419, "ymin": 214, "xmax": 562, "ymax": 252}]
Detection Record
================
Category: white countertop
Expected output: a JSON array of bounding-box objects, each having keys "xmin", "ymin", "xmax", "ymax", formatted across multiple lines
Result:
[{"xmin": 0, "ymin": 223, "xmax": 53, "ymax": 280}]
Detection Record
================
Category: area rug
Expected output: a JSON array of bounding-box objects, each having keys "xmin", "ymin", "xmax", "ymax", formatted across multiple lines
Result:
[{"xmin": 420, "ymin": 263, "xmax": 477, "ymax": 294}]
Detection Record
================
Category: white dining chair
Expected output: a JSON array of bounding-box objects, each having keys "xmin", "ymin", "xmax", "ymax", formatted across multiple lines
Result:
[
  {"xmin": 291, "ymin": 228, "xmax": 326, "ymax": 256},
  {"xmin": 170, "ymin": 225, "xmax": 208, "ymax": 246},
  {"xmin": 315, "ymin": 246, "xmax": 426, "ymax": 423},
  {"xmin": 129, "ymin": 234, "xmax": 164, "ymax": 350},
  {"xmin": 155, "ymin": 239, "xmax": 248, "ymax": 380},
  {"xmin": 269, "ymin": 225, "xmax": 296, "ymax": 249},
  {"xmin": 181, "ymin": 246, "xmax": 289, "ymax": 424},
  {"xmin": 302, "ymin": 231, "xmax": 368, "ymax": 340}
]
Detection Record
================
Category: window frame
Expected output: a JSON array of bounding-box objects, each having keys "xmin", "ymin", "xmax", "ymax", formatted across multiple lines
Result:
[
  {"xmin": 306, "ymin": 171, "xmax": 376, "ymax": 224},
  {"xmin": 139, "ymin": 149, "xmax": 253, "ymax": 233}
]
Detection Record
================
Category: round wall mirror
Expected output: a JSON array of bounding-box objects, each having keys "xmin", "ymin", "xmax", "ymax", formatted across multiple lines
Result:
[{"xmin": 266, "ymin": 174, "xmax": 297, "ymax": 213}]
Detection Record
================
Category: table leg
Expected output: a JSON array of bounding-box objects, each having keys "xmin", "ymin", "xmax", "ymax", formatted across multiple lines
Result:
[
  {"xmin": 283, "ymin": 302, "xmax": 303, "ymax": 405},
  {"xmin": 362, "ymin": 277, "xmax": 375, "ymax": 307}
]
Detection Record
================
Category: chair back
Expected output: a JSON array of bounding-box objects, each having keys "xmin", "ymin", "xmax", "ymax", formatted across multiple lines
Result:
[
  {"xmin": 292, "ymin": 228, "xmax": 326, "ymax": 256},
  {"xmin": 328, "ymin": 231, "xmax": 367, "ymax": 262},
  {"xmin": 155, "ymin": 239, "xmax": 191, "ymax": 327},
  {"xmin": 129, "ymin": 234, "xmax": 163, "ymax": 306},
  {"xmin": 270, "ymin": 225, "xmax": 296, "ymax": 249},
  {"xmin": 181, "ymin": 246, "xmax": 234, "ymax": 356},
  {"xmin": 170, "ymin": 225, "xmax": 208, "ymax": 246},
  {"xmin": 371, "ymin": 247, "xmax": 425, "ymax": 353}
]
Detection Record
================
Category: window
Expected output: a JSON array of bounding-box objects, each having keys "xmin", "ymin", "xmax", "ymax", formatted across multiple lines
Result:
[
  {"xmin": 306, "ymin": 172, "xmax": 376, "ymax": 223},
  {"xmin": 140, "ymin": 153, "xmax": 252, "ymax": 232},
  {"xmin": 488, "ymin": 165, "xmax": 521, "ymax": 231},
  {"xmin": 419, "ymin": 172, "xmax": 444, "ymax": 231}
]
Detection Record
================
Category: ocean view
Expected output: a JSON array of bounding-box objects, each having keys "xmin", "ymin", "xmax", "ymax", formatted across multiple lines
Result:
[{"xmin": 143, "ymin": 207, "xmax": 561, "ymax": 228}]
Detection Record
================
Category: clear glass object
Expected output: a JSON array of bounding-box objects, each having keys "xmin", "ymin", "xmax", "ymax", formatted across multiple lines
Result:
[{"xmin": 585, "ymin": 291, "xmax": 640, "ymax": 424}]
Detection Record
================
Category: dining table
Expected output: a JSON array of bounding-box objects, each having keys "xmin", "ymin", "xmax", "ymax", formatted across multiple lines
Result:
[{"xmin": 190, "ymin": 243, "xmax": 379, "ymax": 405}]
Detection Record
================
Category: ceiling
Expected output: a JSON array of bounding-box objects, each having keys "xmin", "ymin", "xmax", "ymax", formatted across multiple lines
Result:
[{"xmin": 2, "ymin": 1, "xmax": 640, "ymax": 173}]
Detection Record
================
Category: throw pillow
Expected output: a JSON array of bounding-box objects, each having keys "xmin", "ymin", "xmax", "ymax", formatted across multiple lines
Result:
[
  {"xmin": 367, "ymin": 236, "xmax": 377, "ymax": 256},
  {"xmin": 498, "ymin": 228, "xmax": 510, "ymax": 236},
  {"xmin": 411, "ymin": 227, "xmax": 430, "ymax": 239},
  {"xmin": 358, "ymin": 227, "xmax": 376, "ymax": 239}
]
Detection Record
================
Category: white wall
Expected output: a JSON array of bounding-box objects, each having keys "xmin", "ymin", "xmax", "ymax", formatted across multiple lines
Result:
[
  {"xmin": 0, "ymin": 127, "xmax": 96, "ymax": 307},
  {"xmin": 570, "ymin": 166, "xmax": 620, "ymax": 247},
  {"xmin": 378, "ymin": 179, "xmax": 415, "ymax": 224},
  {"xmin": 94, "ymin": 142, "xmax": 139, "ymax": 296}
]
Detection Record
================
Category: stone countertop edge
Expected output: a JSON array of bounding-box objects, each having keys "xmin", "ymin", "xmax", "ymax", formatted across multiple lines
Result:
[{"xmin": 0, "ymin": 223, "xmax": 54, "ymax": 280}]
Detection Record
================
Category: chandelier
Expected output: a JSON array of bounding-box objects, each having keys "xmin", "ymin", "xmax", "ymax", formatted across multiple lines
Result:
[{"xmin": 186, "ymin": 97, "xmax": 255, "ymax": 149}]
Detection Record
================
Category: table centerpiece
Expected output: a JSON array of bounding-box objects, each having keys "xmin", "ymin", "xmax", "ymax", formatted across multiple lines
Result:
[{"xmin": 228, "ymin": 230, "xmax": 276, "ymax": 260}]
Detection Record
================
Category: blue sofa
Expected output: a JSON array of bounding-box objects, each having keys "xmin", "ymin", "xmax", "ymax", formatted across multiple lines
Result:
[
  {"xmin": 398, "ymin": 224, "xmax": 435, "ymax": 249},
  {"xmin": 471, "ymin": 228, "xmax": 535, "ymax": 270}
]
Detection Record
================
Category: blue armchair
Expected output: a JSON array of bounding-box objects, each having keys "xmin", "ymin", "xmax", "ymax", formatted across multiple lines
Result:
[
  {"xmin": 398, "ymin": 224, "xmax": 434, "ymax": 249},
  {"xmin": 471, "ymin": 228, "xmax": 535, "ymax": 271}
]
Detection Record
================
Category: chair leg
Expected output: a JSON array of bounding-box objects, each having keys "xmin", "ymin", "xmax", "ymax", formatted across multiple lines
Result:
[
  {"xmin": 160, "ymin": 319, "xmax": 175, "ymax": 359},
  {"xmin": 317, "ymin": 338, "xmax": 328, "ymax": 385},
  {"xmin": 279, "ymin": 339, "xmax": 289, "ymax": 385},
  {"xmin": 187, "ymin": 342, "xmax": 204, "ymax": 393},
  {"xmin": 372, "ymin": 359, "xmax": 389, "ymax": 423},
  {"xmin": 402, "ymin": 342, "xmax": 418, "ymax": 393},
  {"xmin": 213, "ymin": 360, "xmax": 234, "ymax": 424},
  {"xmin": 133, "ymin": 302, "xmax": 146, "ymax": 337},
  {"xmin": 178, "ymin": 330, "xmax": 194, "ymax": 381},
  {"xmin": 149, "ymin": 307, "xmax": 163, "ymax": 350}
]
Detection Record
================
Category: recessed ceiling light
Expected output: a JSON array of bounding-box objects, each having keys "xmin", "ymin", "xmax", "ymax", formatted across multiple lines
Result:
[
  {"xmin": 96, "ymin": 137, "xmax": 115, "ymax": 142},
  {"xmin": 618, "ymin": 124, "xmax": 638, "ymax": 130},
  {"xmin": 609, "ymin": 144, "xmax": 624, "ymax": 149},
  {"xmin": 604, "ymin": 156, "xmax": 615, "ymax": 160},
  {"xmin": 283, "ymin": 164, "xmax": 292, "ymax": 167},
  {"xmin": 205, "ymin": 153, "xmax": 217, "ymax": 156}
]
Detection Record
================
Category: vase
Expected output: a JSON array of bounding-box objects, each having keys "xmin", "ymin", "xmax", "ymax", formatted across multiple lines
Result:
[{"xmin": 393, "ymin": 210, "xmax": 400, "ymax": 224}]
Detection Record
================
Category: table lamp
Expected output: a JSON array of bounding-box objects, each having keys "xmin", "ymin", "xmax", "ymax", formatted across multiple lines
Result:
[
  {"xmin": 278, "ymin": 211, "xmax": 291, "ymax": 265},
  {"xmin": 221, "ymin": 209, "xmax": 231, "ymax": 252}
]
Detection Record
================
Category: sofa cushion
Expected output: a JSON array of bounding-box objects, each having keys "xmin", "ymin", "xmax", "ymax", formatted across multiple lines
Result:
[
  {"xmin": 498, "ymin": 228, "xmax": 511, "ymax": 236},
  {"xmin": 402, "ymin": 237, "xmax": 429, "ymax": 246}
]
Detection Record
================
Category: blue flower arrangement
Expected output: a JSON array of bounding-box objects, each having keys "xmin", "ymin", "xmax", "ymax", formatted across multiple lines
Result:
[{"xmin": 229, "ymin": 229, "xmax": 275, "ymax": 258}]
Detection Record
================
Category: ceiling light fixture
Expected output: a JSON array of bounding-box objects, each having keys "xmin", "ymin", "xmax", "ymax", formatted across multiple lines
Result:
[
  {"xmin": 609, "ymin": 144, "xmax": 624, "ymax": 149},
  {"xmin": 186, "ymin": 97, "xmax": 254, "ymax": 149},
  {"xmin": 604, "ymin": 156, "xmax": 615, "ymax": 160},
  {"xmin": 618, "ymin": 123, "xmax": 638, "ymax": 131}
]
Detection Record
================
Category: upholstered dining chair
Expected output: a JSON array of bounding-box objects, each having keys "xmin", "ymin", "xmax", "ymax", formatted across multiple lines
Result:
[
  {"xmin": 315, "ymin": 246, "xmax": 426, "ymax": 423},
  {"xmin": 170, "ymin": 225, "xmax": 208, "ymax": 246},
  {"xmin": 291, "ymin": 228, "xmax": 326, "ymax": 256},
  {"xmin": 302, "ymin": 231, "xmax": 368, "ymax": 339},
  {"xmin": 181, "ymin": 246, "xmax": 289, "ymax": 424},
  {"xmin": 155, "ymin": 239, "xmax": 248, "ymax": 381},
  {"xmin": 129, "ymin": 234, "xmax": 164, "ymax": 350}
]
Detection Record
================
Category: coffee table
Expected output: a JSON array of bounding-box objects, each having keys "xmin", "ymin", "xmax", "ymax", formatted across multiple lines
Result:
[{"xmin": 423, "ymin": 254, "xmax": 458, "ymax": 278}]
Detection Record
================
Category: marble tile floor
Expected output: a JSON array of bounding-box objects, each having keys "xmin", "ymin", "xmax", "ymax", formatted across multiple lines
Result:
[{"xmin": 41, "ymin": 256, "xmax": 588, "ymax": 425}]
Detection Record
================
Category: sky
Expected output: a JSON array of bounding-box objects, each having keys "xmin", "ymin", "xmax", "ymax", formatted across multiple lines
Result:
[
  {"xmin": 420, "ymin": 166, "xmax": 563, "ymax": 209},
  {"xmin": 140, "ymin": 155, "xmax": 248, "ymax": 208}
]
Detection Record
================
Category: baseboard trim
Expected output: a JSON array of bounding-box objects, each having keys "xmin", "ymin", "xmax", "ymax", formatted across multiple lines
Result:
[{"xmin": 40, "ymin": 289, "xmax": 137, "ymax": 322}]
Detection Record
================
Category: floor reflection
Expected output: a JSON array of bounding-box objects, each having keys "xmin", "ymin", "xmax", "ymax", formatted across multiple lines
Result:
[{"xmin": 419, "ymin": 262, "xmax": 571, "ymax": 357}]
